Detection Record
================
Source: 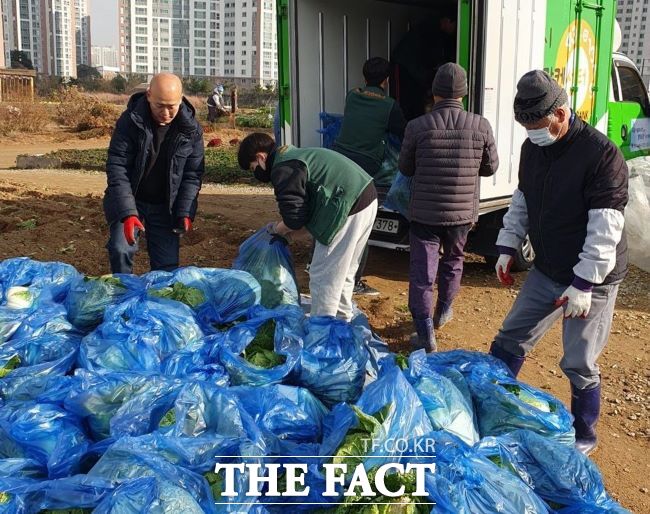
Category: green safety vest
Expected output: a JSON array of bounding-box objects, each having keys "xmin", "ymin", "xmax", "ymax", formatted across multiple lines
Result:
[
  {"xmin": 272, "ymin": 145, "xmax": 372, "ymax": 245},
  {"xmin": 333, "ymin": 86, "xmax": 395, "ymax": 166}
]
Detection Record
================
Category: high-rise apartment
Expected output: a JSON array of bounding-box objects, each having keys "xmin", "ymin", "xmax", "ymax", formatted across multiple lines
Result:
[
  {"xmin": 0, "ymin": 3, "xmax": 6, "ymax": 68},
  {"xmin": 2, "ymin": 0, "xmax": 78, "ymax": 78},
  {"xmin": 74, "ymin": 0, "xmax": 91, "ymax": 66},
  {"xmin": 617, "ymin": 0, "xmax": 650, "ymax": 85},
  {"xmin": 119, "ymin": 0, "xmax": 278, "ymax": 85},
  {"xmin": 91, "ymin": 45, "xmax": 119, "ymax": 68},
  {"xmin": 2, "ymin": 0, "xmax": 43, "ymax": 72}
]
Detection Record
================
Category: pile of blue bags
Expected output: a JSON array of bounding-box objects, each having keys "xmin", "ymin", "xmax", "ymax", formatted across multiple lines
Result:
[{"xmin": 0, "ymin": 253, "xmax": 631, "ymax": 513}]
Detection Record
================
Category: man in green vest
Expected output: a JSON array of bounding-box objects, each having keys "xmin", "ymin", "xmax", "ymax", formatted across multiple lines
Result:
[
  {"xmin": 237, "ymin": 132, "xmax": 378, "ymax": 321},
  {"xmin": 332, "ymin": 57, "xmax": 407, "ymax": 296}
]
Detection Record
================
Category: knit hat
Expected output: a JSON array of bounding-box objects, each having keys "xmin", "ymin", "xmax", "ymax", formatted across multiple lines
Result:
[
  {"xmin": 513, "ymin": 70, "xmax": 568, "ymax": 124},
  {"xmin": 432, "ymin": 63, "xmax": 468, "ymax": 98}
]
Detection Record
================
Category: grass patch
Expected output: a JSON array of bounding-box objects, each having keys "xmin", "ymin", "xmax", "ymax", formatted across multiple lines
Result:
[
  {"xmin": 47, "ymin": 147, "xmax": 249, "ymax": 184},
  {"xmin": 235, "ymin": 107, "xmax": 274, "ymax": 129},
  {"xmin": 17, "ymin": 219, "xmax": 37, "ymax": 230}
]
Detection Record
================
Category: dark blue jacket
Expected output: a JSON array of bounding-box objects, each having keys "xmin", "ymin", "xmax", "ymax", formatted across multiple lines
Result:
[{"xmin": 103, "ymin": 92, "xmax": 204, "ymax": 224}]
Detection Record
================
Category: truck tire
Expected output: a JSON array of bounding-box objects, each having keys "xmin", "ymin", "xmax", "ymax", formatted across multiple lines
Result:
[{"xmin": 512, "ymin": 236, "xmax": 535, "ymax": 272}]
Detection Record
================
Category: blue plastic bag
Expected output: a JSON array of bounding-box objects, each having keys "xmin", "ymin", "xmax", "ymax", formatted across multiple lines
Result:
[
  {"xmin": 88, "ymin": 448, "xmax": 217, "ymax": 514},
  {"xmin": 4, "ymin": 301, "xmax": 76, "ymax": 344},
  {"xmin": 0, "ymin": 333, "xmax": 79, "ymax": 401},
  {"xmin": 79, "ymin": 297, "xmax": 204, "ymax": 373},
  {"xmin": 350, "ymin": 309, "xmax": 391, "ymax": 380},
  {"xmin": 292, "ymin": 316, "xmax": 369, "ymax": 407},
  {"xmin": 476, "ymin": 430, "xmax": 631, "ymax": 513},
  {"xmin": 65, "ymin": 273, "xmax": 145, "ymax": 331},
  {"xmin": 233, "ymin": 228, "xmax": 300, "ymax": 309},
  {"xmin": 232, "ymin": 385, "xmax": 328, "ymax": 445},
  {"xmin": 0, "ymin": 402, "xmax": 90, "ymax": 479},
  {"xmin": 145, "ymin": 267, "xmax": 261, "ymax": 329},
  {"xmin": 421, "ymin": 349, "xmax": 513, "ymax": 379},
  {"xmin": 209, "ymin": 305, "xmax": 303, "ymax": 387},
  {"xmin": 468, "ymin": 366, "xmax": 575, "ymax": 444},
  {"xmin": 373, "ymin": 135, "xmax": 402, "ymax": 188},
  {"xmin": 405, "ymin": 351, "xmax": 479, "ymax": 446},
  {"xmin": 161, "ymin": 346, "xmax": 230, "ymax": 386},
  {"xmin": 0, "ymin": 474, "xmax": 114, "ymax": 512},
  {"xmin": 383, "ymin": 172, "xmax": 412, "ymax": 219},
  {"xmin": 319, "ymin": 358, "xmax": 434, "ymax": 470},
  {"xmin": 64, "ymin": 370, "xmax": 185, "ymax": 441},
  {"xmin": 93, "ymin": 476, "xmax": 205, "ymax": 514},
  {"xmin": 317, "ymin": 112, "xmax": 343, "ymax": 149},
  {"xmin": 0, "ymin": 257, "xmax": 80, "ymax": 303},
  {"xmin": 419, "ymin": 432, "xmax": 551, "ymax": 514},
  {"xmin": 102, "ymin": 432, "xmax": 263, "ymax": 475},
  {"xmin": 162, "ymin": 381, "xmax": 264, "ymax": 444}
]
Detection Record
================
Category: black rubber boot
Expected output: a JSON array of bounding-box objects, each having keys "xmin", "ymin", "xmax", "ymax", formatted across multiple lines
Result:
[
  {"xmin": 489, "ymin": 341, "xmax": 526, "ymax": 378},
  {"xmin": 433, "ymin": 300, "xmax": 453, "ymax": 329},
  {"xmin": 571, "ymin": 383, "xmax": 601, "ymax": 456},
  {"xmin": 410, "ymin": 317, "xmax": 437, "ymax": 353}
]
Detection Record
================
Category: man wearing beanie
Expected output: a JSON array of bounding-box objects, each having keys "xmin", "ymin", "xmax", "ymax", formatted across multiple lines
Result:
[
  {"xmin": 398, "ymin": 62, "xmax": 499, "ymax": 352},
  {"xmin": 490, "ymin": 70, "xmax": 628, "ymax": 456}
]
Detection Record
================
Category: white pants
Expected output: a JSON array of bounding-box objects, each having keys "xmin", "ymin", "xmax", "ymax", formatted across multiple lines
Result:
[{"xmin": 310, "ymin": 200, "xmax": 378, "ymax": 321}]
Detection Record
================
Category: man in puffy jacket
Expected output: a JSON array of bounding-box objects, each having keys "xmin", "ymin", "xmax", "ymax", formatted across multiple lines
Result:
[
  {"xmin": 104, "ymin": 72, "xmax": 204, "ymax": 273},
  {"xmin": 237, "ymin": 132, "xmax": 377, "ymax": 321},
  {"xmin": 399, "ymin": 62, "xmax": 498, "ymax": 352},
  {"xmin": 490, "ymin": 70, "xmax": 628, "ymax": 456}
]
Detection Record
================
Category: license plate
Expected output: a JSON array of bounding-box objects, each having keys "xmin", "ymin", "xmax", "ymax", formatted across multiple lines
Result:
[{"xmin": 373, "ymin": 218, "xmax": 399, "ymax": 234}]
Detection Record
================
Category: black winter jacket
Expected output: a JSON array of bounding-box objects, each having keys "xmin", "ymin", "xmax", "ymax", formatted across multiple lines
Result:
[
  {"xmin": 399, "ymin": 99, "xmax": 499, "ymax": 226},
  {"xmin": 103, "ymin": 93, "xmax": 204, "ymax": 224},
  {"xmin": 518, "ymin": 117, "xmax": 628, "ymax": 285}
]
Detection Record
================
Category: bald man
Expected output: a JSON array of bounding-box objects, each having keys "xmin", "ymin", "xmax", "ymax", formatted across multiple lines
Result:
[{"xmin": 104, "ymin": 72, "xmax": 205, "ymax": 273}]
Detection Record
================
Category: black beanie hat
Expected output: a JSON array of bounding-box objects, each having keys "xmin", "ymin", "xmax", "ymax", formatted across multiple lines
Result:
[
  {"xmin": 513, "ymin": 70, "xmax": 569, "ymax": 124},
  {"xmin": 432, "ymin": 63, "xmax": 468, "ymax": 99}
]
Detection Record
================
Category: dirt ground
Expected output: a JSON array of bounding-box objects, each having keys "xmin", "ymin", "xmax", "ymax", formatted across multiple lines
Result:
[{"xmin": 0, "ymin": 167, "xmax": 648, "ymax": 512}]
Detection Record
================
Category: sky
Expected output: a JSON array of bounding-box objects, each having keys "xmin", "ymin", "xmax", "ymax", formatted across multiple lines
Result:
[{"xmin": 90, "ymin": 0, "xmax": 119, "ymax": 48}]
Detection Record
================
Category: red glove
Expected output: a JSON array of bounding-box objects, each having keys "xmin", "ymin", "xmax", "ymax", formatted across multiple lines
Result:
[
  {"xmin": 173, "ymin": 217, "xmax": 192, "ymax": 235},
  {"xmin": 495, "ymin": 254, "xmax": 515, "ymax": 287},
  {"xmin": 123, "ymin": 216, "xmax": 144, "ymax": 245}
]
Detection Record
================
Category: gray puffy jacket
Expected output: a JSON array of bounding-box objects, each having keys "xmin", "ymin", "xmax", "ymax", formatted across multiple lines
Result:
[{"xmin": 398, "ymin": 99, "xmax": 498, "ymax": 226}]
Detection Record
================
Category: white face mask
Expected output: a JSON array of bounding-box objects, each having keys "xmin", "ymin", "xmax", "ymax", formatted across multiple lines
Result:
[{"xmin": 526, "ymin": 126, "xmax": 558, "ymax": 147}]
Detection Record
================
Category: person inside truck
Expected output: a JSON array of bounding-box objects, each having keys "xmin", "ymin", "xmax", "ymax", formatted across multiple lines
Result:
[
  {"xmin": 391, "ymin": 5, "xmax": 457, "ymax": 120},
  {"xmin": 332, "ymin": 56, "xmax": 407, "ymax": 296},
  {"xmin": 237, "ymin": 132, "xmax": 378, "ymax": 321},
  {"xmin": 399, "ymin": 63, "xmax": 499, "ymax": 353},
  {"xmin": 490, "ymin": 70, "xmax": 628, "ymax": 456}
]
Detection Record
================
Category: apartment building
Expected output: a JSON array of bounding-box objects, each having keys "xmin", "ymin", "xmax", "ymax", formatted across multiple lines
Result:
[
  {"xmin": 617, "ymin": 0, "xmax": 650, "ymax": 85},
  {"xmin": 0, "ymin": 3, "xmax": 5, "ymax": 68},
  {"xmin": 119, "ymin": 0, "xmax": 278, "ymax": 85},
  {"xmin": 91, "ymin": 45, "xmax": 119, "ymax": 68},
  {"xmin": 2, "ymin": 0, "xmax": 78, "ymax": 78},
  {"xmin": 2, "ymin": 0, "xmax": 43, "ymax": 71},
  {"xmin": 74, "ymin": 0, "xmax": 91, "ymax": 66}
]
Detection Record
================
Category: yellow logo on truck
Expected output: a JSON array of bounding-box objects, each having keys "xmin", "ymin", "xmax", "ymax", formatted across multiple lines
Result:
[{"xmin": 549, "ymin": 20, "xmax": 597, "ymax": 121}]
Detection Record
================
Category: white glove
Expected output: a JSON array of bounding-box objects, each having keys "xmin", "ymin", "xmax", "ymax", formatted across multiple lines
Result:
[
  {"xmin": 556, "ymin": 286, "xmax": 592, "ymax": 318},
  {"xmin": 495, "ymin": 254, "xmax": 515, "ymax": 286}
]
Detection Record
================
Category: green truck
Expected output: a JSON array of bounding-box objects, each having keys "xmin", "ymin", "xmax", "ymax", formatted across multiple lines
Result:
[{"xmin": 276, "ymin": 0, "xmax": 650, "ymax": 267}]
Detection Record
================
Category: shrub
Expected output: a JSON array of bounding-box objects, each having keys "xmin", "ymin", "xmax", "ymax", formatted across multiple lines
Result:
[
  {"xmin": 0, "ymin": 102, "xmax": 51, "ymax": 136},
  {"xmin": 235, "ymin": 107, "xmax": 274, "ymax": 129},
  {"xmin": 52, "ymin": 86, "xmax": 120, "ymax": 133},
  {"xmin": 46, "ymin": 147, "xmax": 249, "ymax": 185}
]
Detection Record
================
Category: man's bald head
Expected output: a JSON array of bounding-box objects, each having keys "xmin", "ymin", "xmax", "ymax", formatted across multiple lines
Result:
[{"xmin": 147, "ymin": 73, "xmax": 184, "ymax": 125}]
